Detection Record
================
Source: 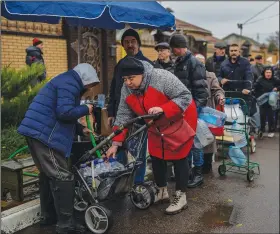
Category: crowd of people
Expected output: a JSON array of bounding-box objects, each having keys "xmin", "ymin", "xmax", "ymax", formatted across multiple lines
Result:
[{"xmin": 19, "ymin": 29, "xmax": 279, "ymax": 233}]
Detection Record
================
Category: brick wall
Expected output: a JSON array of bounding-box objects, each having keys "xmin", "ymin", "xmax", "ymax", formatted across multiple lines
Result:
[{"xmin": 1, "ymin": 34, "xmax": 68, "ymax": 78}]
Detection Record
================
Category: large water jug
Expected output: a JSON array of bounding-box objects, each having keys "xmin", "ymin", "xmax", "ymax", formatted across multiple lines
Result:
[
  {"xmin": 228, "ymin": 146, "xmax": 247, "ymax": 166},
  {"xmin": 231, "ymin": 121, "xmax": 247, "ymax": 148},
  {"xmin": 198, "ymin": 107, "xmax": 227, "ymax": 127},
  {"xmin": 194, "ymin": 119, "xmax": 214, "ymax": 148}
]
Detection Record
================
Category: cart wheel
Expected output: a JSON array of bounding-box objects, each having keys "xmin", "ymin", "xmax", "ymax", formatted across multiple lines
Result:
[
  {"xmin": 218, "ymin": 165, "xmax": 226, "ymax": 176},
  {"xmin": 250, "ymin": 138, "xmax": 256, "ymax": 153},
  {"xmin": 85, "ymin": 204, "xmax": 113, "ymax": 234},
  {"xmin": 247, "ymin": 170, "xmax": 254, "ymax": 182},
  {"xmin": 130, "ymin": 183, "xmax": 155, "ymax": 210}
]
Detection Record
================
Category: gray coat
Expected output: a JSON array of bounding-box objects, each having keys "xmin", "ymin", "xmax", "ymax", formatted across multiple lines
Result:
[{"xmin": 204, "ymin": 71, "xmax": 225, "ymax": 154}]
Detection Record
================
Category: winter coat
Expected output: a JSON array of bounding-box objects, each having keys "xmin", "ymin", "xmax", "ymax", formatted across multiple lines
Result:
[
  {"xmin": 205, "ymin": 53, "xmax": 227, "ymax": 77},
  {"xmin": 253, "ymin": 75, "xmax": 280, "ymax": 98},
  {"xmin": 153, "ymin": 59, "xmax": 175, "ymax": 74},
  {"xmin": 26, "ymin": 46, "xmax": 46, "ymax": 82},
  {"xmin": 251, "ymin": 63, "xmax": 264, "ymax": 83},
  {"xmin": 17, "ymin": 66, "xmax": 99, "ymax": 157},
  {"xmin": 107, "ymin": 50, "xmax": 153, "ymax": 118},
  {"xmin": 219, "ymin": 56, "xmax": 253, "ymax": 91},
  {"xmin": 204, "ymin": 71, "xmax": 225, "ymax": 154},
  {"xmin": 173, "ymin": 50, "xmax": 208, "ymax": 107},
  {"xmin": 113, "ymin": 61, "xmax": 197, "ymax": 160}
]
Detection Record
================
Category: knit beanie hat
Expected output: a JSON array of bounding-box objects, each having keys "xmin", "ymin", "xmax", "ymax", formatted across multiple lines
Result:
[
  {"xmin": 169, "ymin": 34, "xmax": 188, "ymax": 48},
  {"xmin": 121, "ymin": 29, "xmax": 141, "ymax": 47},
  {"xmin": 33, "ymin": 38, "xmax": 43, "ymax": 46},
  {"xmin": 120, "ymin": 56, "xmax": 144, "ymax": 77}
]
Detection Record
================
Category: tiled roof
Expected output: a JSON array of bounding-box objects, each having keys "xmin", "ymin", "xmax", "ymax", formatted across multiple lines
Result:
[{"xmin": 175, "ymin": 18, "xmax": 212, "ymax": 34}]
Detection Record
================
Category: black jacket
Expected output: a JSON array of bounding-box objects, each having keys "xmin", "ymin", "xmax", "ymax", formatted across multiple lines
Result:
[
  {"xmin": 173, "ymin": 50, "xmax": 208, "ymax": 107},
  {"xmin": 253, "ymin": 76, "xmax": 280, "ymax": 98},
  {"xmin": 107, "ymin": 50, "xmax": 153, "ymax": 117},
  {"xmin": 219, "ymin": 56, "xmax": 253, "ymax": 91},
  {"xmin": 205, "ymin": 53, "xmax": 227, "ymax": 77},
  {"xmin": 153, "ymin": 59, "xmax": 175, "ymax": 74},
  {"xmin": 251, "ymin": 63, "xmax": 264, "ymax": 83}
]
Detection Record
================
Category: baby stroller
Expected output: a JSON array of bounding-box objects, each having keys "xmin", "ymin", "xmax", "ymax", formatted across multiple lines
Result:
[{"xmin": 71, "ymin": 114, "xmax": 161, "ymax": 234}]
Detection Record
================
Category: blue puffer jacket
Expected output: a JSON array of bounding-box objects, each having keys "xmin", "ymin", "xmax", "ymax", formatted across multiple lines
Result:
[{"xmin": 18, "ymin": 66, "xmax": 98, "ymax": 157}]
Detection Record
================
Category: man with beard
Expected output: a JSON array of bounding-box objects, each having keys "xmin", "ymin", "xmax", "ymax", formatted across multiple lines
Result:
[
  {"xmin": 219, "ymin": 43, "xmax": 253, "ymax": 94},
  {"xmin": 107, "ymin": 28, "xmax": 153, "ymax": 184},
  {"xmin": 205, "ymin": 41, "xmax": 227, "ymax": 77},
  {"xmin": 153, "ymin": 42, "xmax": 174, "ymax": 73}
]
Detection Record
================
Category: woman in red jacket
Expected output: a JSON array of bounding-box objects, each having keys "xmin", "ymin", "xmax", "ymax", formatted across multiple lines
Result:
[{"xmin": 106, "ymin": 57, "xmax": 197, "ymax": 215}]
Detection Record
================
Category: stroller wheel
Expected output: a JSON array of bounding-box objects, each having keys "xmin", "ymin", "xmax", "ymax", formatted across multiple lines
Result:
[
  {"xmin": 85, "ymin": 204, "xmax": 113, "ymax": 234},
  {"xmin": 130, "ymin": 183, "xmax": 155, "ymax": 210}
]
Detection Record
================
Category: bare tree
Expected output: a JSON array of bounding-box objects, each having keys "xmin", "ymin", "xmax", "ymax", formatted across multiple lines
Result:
[{"xmin": 266, "ymin": 31, "xmax": 279, "ymax": 52}]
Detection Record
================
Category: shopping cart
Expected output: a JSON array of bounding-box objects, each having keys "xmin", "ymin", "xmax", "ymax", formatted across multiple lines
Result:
[{"xmin": 217, "ymin": 80, "xmax": 260, "ymax": 182}]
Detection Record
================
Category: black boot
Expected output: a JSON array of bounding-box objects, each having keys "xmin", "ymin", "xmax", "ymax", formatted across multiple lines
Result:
[
  {"xmin": 202, "ymin": 153, "xmax": 213, "ymax": 174},
  {"xmin": 39, "ymin": 173, "xmax": 57, "ymax": 226},
  {"xmin": 188, "ymin": 166, "xmax": 204, "ymax": 188},
  {"xmin": 50, "ymin": 179, "xmax": 86, "ymax": 234}
]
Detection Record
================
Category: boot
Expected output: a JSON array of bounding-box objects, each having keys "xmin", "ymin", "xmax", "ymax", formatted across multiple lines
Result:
[
  {"xmin": 202, "ymin": 154, "xmax": 213, "ymax": 174},
  {"xmin": 154, "ymin": 187, "xmax": 170, "ymax": 204},
  {"xmin": 188, "ymin": 166, "xmax": 204, "ymax": 188},
  {"xmin": 39, "ymin": 173, "xmax": 57, "ymax": 226},
  {"xmin": 165, "ymin": 190, "xmax": 187, "ymax": 215},
  {"xmin": 50, "ymin": 179, "xmax": 86, "ymax": 234}
]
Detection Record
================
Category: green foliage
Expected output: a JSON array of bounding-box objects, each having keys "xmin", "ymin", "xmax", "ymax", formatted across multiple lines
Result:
[
  {"xmin": 1, "ymin": 126, "xmax": 27, "ymax": 160},
  {"xmin": 1, "ymin": 63, "xmax": 48, "ymax": 128}
]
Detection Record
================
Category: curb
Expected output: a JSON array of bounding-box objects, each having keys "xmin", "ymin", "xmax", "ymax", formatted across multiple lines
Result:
[{"xmin": 1, "ymin": 199, "xmax": 40, "ymax": 234}]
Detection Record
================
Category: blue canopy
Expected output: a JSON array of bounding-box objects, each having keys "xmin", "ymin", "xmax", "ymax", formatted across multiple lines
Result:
[{"xmin": 1, "ymin": 1, "xmax": 175, "ymax": 30}]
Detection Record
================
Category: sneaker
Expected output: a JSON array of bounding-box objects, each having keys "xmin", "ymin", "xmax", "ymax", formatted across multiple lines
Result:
[
  {"xmin": 165, "ymin": 190, "xmax": 187, "ymax": 215},
  {"xmin": 268, "ymin": 132, "xmax": 275, "ymax": 138},
  {"xmin": 154, "ymin": 187, "xmax": 169, "ymax": 204}
]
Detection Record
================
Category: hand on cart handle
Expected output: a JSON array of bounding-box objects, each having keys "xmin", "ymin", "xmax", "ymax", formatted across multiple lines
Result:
[{"xmin": 242, "ymin": 89, "xmax": 251, "ymax": 95}]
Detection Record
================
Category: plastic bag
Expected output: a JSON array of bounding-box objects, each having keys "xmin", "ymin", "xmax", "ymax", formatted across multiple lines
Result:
[
  {"xmin": 231, "ymin": 121, "xmax": 247, "ymax": 148},
  {"xmin": 198, "ymin": 107, "xmax": 227, "ymax": 127},
  {"xmin": 224, "ymin": 104, "xmax": 245, "ymax": 124},
  {"xmin": 268, "ymin": 91, "xmax": 279, "ymax": 108},
  {"xmin": 256, "ymin": 92, "xmax": 269, "ymax": 106},
  {"xmin": 228, "ymin": 146, "xmax": 247, "ymax": 166},
  {"xmin": 194, "ymin": 119, "xmax": 214, "ymax": 148}
]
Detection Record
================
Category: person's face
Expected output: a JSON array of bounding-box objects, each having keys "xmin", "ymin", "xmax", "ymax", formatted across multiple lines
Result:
[
  {"xmin": 123, "ymin": 36, "xmax": 139, "ymax": 56},
  {"xmin": 171, "ymin": 48, "xmax": 181, "ymax": 56},
  {"xmin": 157, "ymin": 48, "xmax": 171, "ymax": 60},
  {"xmin": 256, "ymin": 58, "xmax": 263, "ymax": 65},
  {"xmin": 123, "ymin": 74, "xmax": 143, "ymax": 89},
  {"xmin": 229, "ymin": 46, "xmax": 240, "ymax": 59},
  {"xmin": 215, "ymin": 48, "xmax": 225, "ymax": 56},
  {"xmin": 37, "ymin": 43, "xmax": 44, "ymax": 50},
  {"xmin": 264, "ymin": 70, "xmax": 272, "ymax": 79}
]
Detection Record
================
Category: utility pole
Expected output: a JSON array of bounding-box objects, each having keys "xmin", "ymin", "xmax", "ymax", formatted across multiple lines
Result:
[{"xmin": 237, "ymin": 23, "xmax": 243, "ymax": 46}]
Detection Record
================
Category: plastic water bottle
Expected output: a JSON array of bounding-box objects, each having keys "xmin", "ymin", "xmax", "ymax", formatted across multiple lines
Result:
[
  {"xmin": 269, "ymin": 91, "xmax": 278, "ymax": 107},
  {"xmin": 97, "ymin": 94, "xmax": 105, "ymax": 108},
  {"xmin": 79, "ymin": 163, "xmax": 90, "ymax": 177},
  {"xmin": 228, "ymin": 146, "xmax": 247, "ymax": 166},
  {"xmin": 199, "ymin": 107, "xmax": 227, "ymax": 127},
  {"xmin": 231, "ymin": 121, "xmax": 247, "ymax": 148},
  {"xmin": 109, "ymin": 158, "xmax": 125, "ymax": 171},
  {"xmin": 98, "ymin": 159, "xmax": 107, "ymax": 174}
]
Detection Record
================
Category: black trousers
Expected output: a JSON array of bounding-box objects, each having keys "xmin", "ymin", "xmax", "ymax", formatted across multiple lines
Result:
[
  {"xmin": 260, "ymin": 104, "xmax": 275, "ymax": 132},
  {"xmin": 26, "ymin": 137, "xmax": 73, "ymax": 181},
  {"xmin": 151, "ymin": 156, "xmax": 189, "ymax": 192}
]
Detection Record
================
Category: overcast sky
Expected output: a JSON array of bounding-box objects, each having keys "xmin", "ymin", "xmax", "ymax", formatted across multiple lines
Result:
[{"xmin": 161, "ymin": 1, "xmax": 279, "ymax": 43}]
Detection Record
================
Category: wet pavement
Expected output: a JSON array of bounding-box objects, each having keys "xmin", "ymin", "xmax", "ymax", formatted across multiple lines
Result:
[{"xmin": 16, "ymin": 134, "xmax": 279, "ymax": 234}]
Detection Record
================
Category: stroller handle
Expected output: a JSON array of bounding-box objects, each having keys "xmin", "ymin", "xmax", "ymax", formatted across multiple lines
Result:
[{"xmin": 75, "ymin": 113, "xmax": 162, "ymax": 165}]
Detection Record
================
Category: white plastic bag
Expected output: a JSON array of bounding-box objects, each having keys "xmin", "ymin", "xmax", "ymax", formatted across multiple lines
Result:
[
  {"xmin": 224, "ymin": 104, "xmax": 245, "ymax": 124},
  {"xmin": 194, "ymin": 119, "xmax": 214, "ymax": 148},
  {"xmin": 268, "ymin": 91, "xmax": 278, "ymax": 108}
]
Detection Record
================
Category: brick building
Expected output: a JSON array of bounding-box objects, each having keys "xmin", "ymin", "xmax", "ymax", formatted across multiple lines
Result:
[{"xmin": 0, "ymin": 17, "xmax": 117, "ymax": 95}]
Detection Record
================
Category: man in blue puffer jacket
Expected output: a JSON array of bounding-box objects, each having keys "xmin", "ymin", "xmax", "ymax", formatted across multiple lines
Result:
[{"xmin": 18, "ymin": 63, "xmax": 99, "ymax": 234}]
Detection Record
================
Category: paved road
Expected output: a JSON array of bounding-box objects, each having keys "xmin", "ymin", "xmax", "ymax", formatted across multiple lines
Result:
[{"xmin": 17, "ymin": 134, "xmax": 279, "ymax": 234}]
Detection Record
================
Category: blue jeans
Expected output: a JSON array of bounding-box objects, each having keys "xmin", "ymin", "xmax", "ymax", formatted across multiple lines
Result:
[
  {"xmin": 116, "ymin": 133, "xmax": 147, "ymax": 184},
  {"xmin": 188, "ymin": 146, "xmax": 204, "ymax": 167}
]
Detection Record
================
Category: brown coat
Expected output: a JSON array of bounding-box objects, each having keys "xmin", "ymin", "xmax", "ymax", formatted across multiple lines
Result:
[{"xmin": 204, "ymin": 71, "xmax": 225, "ymax": 154}]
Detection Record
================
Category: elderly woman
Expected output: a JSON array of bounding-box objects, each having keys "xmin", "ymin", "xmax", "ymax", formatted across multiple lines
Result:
[{"xmin": 106, "ymin": 56, "xmax": 197, "ymax": 215}]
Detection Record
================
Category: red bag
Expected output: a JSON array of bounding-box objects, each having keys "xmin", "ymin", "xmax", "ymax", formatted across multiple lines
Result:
[{"xmin": 208, "ymin": 104, "xmax": 224, "ymax": 136}]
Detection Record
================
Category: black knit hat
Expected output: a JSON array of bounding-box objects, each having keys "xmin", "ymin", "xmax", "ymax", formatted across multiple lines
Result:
[
  {"xmin": 121, "ymin": 29, "xmax": 141, "ymax": 47},
  {"xmin": 169, "ymin": 34, "xmax": 188, "ymax": 48},
  {"xmin": 120, "ymin": 56, "xmax": 144, "ymax": 77}
]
